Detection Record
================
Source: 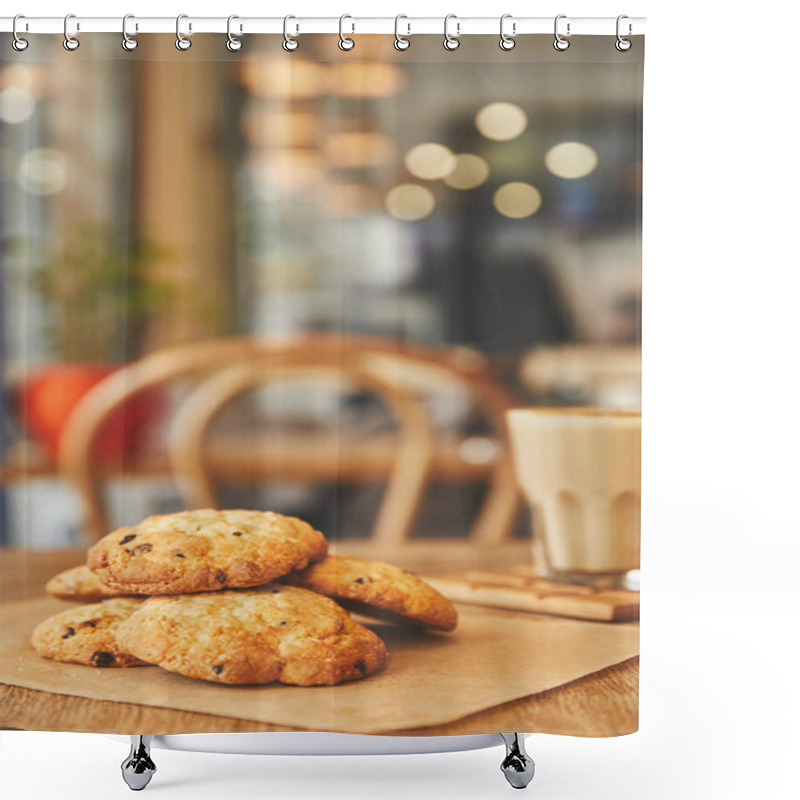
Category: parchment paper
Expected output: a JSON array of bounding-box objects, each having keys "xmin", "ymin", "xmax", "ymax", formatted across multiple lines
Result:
[{"xmin": 1, "ymin": 597, "xmax": 638, "ymax": 734}]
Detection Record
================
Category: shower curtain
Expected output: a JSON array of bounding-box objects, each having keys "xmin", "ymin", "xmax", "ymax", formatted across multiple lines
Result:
[{"xmin": 0, "ymin": 25, "xmax": 643, "ymax": 737}]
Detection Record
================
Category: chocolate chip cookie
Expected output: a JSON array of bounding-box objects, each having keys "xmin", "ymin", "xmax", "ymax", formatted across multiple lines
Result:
[
  {"xmin": 31, "ymin": 598, "xmax": 148, "ymax": 667},
  {"xmin": 87, "ymin": 509, "xmax": 327, "ymax": 595},
  {"xmin": 115, "ymin": 586, "xmax": 388, "ymax": 685},
  {"xmin": 46, "ymin": 565, "xmax": 131, "ymax": 602},
  {"xmin": 281, "ymin": 555, "xmax": 458, "ymax": 632}
]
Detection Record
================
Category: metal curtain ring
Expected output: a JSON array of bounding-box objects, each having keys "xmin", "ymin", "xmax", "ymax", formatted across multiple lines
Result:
[
  {"xmin": 615, "ymin": 14, "xmax": 632, "ymax": 51},
  {"xmin": 12, "ymin": 14, "xmax": 29, "ymax": 51},
  {"xmin": 554, "ymin": 14, "xmax": 570, "ymax": 51},
  {"xmin": 63, "ymin": 13, "xmax": 80, "ymax": 51},
  {"xmin": 283, "ymin": 15, "xmax": 299, "ymax": 51},
  {"xmin": 499, "ymin": 14, "xmax": 515, "ymax": 51},
  {"xmin": 227, "ymin": 15, "xmax": 242, "ymax": 51},
  {"xmin": 122, "ymin": 14, "xmax": 138, "ymax": 51},
  {"xmin": 443, "ymin": 14, "xmax": 460, "ymax": 51},
  {"xmin": 338, "ymin": 14, "xmax": 355, "ymax": 51},
  {"xmin": 176, "ymin": 13, "xmax": 192, "ymax": 50},
  {"xmin": 394, "ymin": 15, "xmax": 411, "ymax": 51}
]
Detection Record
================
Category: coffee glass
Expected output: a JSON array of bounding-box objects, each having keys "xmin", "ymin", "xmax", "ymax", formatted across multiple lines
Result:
[{"xmin": 507, "ymin": 408, "xmax": 640, "ymax": 590}]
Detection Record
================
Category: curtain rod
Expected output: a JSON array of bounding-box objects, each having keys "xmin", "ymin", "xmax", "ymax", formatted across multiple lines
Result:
[{"xmin": 0, "ymin": 16, "xmax": 645, "ymax": 37}]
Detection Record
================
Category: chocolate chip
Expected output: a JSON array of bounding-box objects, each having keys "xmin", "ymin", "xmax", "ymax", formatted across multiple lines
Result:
[
  {"xmin": 174, "ymin": 553, "xmax": 186, "ymax": 558},
  {"xmin": 211, "ymin": 665, "xmax": 224, "ymax": 675},
  {"xmin": 119, "ymin": 534, "xmax": 137, "ymax": 545},
  {"xmin": 231, "ymin": 531, "xmax": 243, "ymax": 536},
  {"xmin": 62, "ymin": 627, "xmax": 76, "ymax": 639},
  {"xmin": 91, "ymin": 651, "xmax": 115, "ymax": 667},
  {"xmin": 79, "ymin": 619, "xmax": 98, "ymax": 628},
  {"xmin": 278, "ymin": 620, "xmax": 288, "ymax": 626},
  {"xmin": 354, "ymin": 577, "xmax": 371, "ymax": 584},
  {"xmin": 216, "ymin": 571, "xmax": 227, "ymax": 584},
  {"xmin": 354, "ymin": 660, "xmax": 366, "ymax": 675},
  {"xmin": 130, "ymin": 543, "xmax": 153, "ymax": 555}
]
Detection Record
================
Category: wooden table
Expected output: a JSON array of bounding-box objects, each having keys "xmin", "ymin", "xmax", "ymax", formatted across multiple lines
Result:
[
  {"xmin": 0, "ymin": 545, "xmax": 638, "ymax": 736},
  {"xmin": 0, "ymin": 432, "xmax": 495, "ymax": 485},
  {"xmin": 519, "ymin": 344, "xmax": 641, "ymax": 403},
  {"xmin": 0, "ymin": 433, "xmax": 500, "ymax": 543}
]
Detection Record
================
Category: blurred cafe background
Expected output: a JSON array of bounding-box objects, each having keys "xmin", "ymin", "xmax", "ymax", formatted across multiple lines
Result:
[{"xmin": 0, "ymin": 35, "xmax": 642, "ymax": 548}]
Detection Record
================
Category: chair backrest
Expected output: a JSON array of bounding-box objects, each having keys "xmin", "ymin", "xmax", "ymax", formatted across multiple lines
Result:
[
  {"xmin": 60, "ymin": 334, "xmax": 521, "ymax": 542},
  {"xmin": 168, "ymin": 354, "xmax": 435, "ymax": 544}
]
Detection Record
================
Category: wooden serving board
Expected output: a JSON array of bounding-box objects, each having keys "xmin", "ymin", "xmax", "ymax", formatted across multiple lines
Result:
[
  {"xmin": 1, "ymin": 596, "xmax": 639, "ymax": 735},
  {"xmin": 426, "ymin": 568, "xmax": 639, "ymax": 622}
]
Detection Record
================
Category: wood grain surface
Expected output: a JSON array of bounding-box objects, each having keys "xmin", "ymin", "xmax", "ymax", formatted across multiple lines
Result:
[{"xmin": 0, "ymin": 546, "xmax": 638, "ymax": 737}]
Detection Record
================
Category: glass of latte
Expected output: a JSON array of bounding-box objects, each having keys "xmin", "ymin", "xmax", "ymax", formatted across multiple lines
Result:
[{"xmin": 507, "ymin": 408, "xmax": 641, "ymax": 590}]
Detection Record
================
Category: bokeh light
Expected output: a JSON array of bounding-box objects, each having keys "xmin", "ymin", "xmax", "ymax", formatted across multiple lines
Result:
[
  {"xmin": 327, "ymin": 132, "xmax": 395, "ymax": 168},
  {"xmin": 475, "ymin": 102, "xmax": 528, "ymax": 141},
  {"xmin": 239, "ymin": 60, "xmax": 406, "ymax": 100},
  {"xmin": 247, "ymin": 150, "xmax": 323, "ymax": 195},
  {"xmin": 239, "ymin": 60, "xmax": 324, "ymax": 99},
  {"xmin": 16, "ymin": 149, "xmax": 67, "ymax": 196},
  {"xmin": 241, "ymin": 111, "xmax": 319, "ymax": 148},
  {"xmin": 443, "ymin": 154, "xmax": 490, "ymax": 190},
  {"xmin": 0, "ymin": 87, "xmax": 36, "ymax": 125},
  {"xmin": 459, "ymin": 436, "xmax": 498, "ymax": 465},
  {"xmin": 0, "ymin": 64, "xmax": 38, "ymax": 94},
  {"xmin": 493, "ymin": 182, "xmax": 542, "ymax": 218},
  {"xmin": 328, "ymin": 63, "xmax": 406, "ymax": 98},
  {"xmin": 545, "ymin": 142, "xmax": 598, "ymax": 179},
  {"xmin": 385, "ymin": 184, "xmax": 435, "ymax": 221},
  {"xmin": 405, "ymin": 143, "xmax": 456, "ymax": 181}
]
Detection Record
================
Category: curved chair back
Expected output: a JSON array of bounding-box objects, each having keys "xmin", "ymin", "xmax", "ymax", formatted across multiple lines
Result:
[
  {"xmin": 60, "ymin": 334, "xmax": 520, "ymax": 542},
  {"xmin": 168, "ymin": 355, "xmax": 434, "ymax": 544}
]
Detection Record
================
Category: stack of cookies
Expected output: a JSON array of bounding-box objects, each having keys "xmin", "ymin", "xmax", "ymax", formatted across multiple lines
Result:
[{"xmin": 32, "ymin": 509, "xmax": 457, "ymax": 686}]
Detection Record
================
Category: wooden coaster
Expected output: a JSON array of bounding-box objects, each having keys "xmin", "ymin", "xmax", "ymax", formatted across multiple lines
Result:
[{"xmin": 425, "ymin": 568, "xmax": 639, "ymax": 623}]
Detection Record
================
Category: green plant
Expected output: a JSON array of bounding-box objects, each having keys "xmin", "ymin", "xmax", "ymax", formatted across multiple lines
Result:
[{"xmin": 33, "ymin": 224, "xmax": 171, "ymax": 362}]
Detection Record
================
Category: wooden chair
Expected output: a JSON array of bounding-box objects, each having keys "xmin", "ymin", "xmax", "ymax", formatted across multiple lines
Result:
[
  {"xmin": 60, "ymin": 335, "xmax": 521, "ymax": 543},
  {"xmin": 168, "ymin": 355, "xmax": 434, "ymax": 544}
]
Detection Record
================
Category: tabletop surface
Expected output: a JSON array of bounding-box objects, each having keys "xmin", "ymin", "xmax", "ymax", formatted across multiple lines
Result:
[{"xmin": 0, "ymin": 544, "xmax": 638, "ymax": 736}]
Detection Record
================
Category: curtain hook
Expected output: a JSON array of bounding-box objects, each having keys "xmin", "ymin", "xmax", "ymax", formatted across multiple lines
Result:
[
  {"xmin": 443, "ymin": 14, "xmax": 460, "ymax": 51},
  {"xmin": 12, "ymin": 15, "xmax": 29, "ymax": 52},
  {"xmin": 338, "ymin": 14, "xmax": 355, "ymax": 51},
  {"xmin": 499, "ymin": 14, "xmax": 516, "ymax": 51},
  {"xmin": 615, "ymin": 15, "xmax": 632, "ymax": 51},
  {"xmin": 63, "ymin": 13, "xmax": 80, "ymax": 51},
  {"xmin": 394, "ymin": 14, "xmax": 411, "ymax": 51},
  {"xmin": 282, "ymin": 15, "xmax": 299, "ymax": 51},
  {"xmin": 227, "ymin": 15, "xmax": 243, "ymax": 51},
  {"xmin": 176, "ymin": 13, "xmax": 192, "ymax": 51},
  {"xmin": 122, "ymin": 14, "xmax": 138, "ymax": 51},
  {"xmin": 554, "ymin": 14, "xmax": 570, "ymax": 51}
]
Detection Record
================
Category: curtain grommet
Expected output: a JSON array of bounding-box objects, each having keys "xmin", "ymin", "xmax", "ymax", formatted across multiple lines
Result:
[
  {"xmin": 615, "ymin": 15, "xmax": 632, "ymax": 51},
  {"xmin": 554, "ymin": 15, "xmax": 570, "ymax": 51},
  {"xmin": 338, "ymin": 14, "xmax": 355, "ymax": 51},
  {"xmin": 12, "ymin": 15, "xmax": 29, "ymax": 51},
  {"xmin": 63, "ymin": 13, "xmax": 80, "ymax": 51},
  {"xmin": 443, "ymin": 14, "xmax": 460, "ymax": 51},
  {"xmin": 499, "ymin": 14, "xmax": 516, "ymax": 51},
  {"xmin": 176, "ymin": 13, "xmax": 192, "ymax": 51},
  {"xmin": 121, "ymin": 14, "xmax": 138, "ymax": 51},
  {"xmin": 226, "ymin": 15, "xmax": 243, "ymax": 52},
  {"xmin": 394, "ymin": 15, "xmax": 411, "ymax": 51},
  {"xmin": 282, "ymin": 15, "xmax": 299, "ymax": 51}
]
